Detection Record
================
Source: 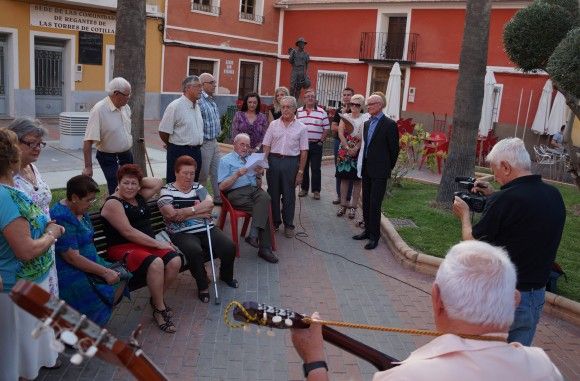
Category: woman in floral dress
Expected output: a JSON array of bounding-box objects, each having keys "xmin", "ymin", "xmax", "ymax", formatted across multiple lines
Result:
[{"xmin": 335, "ymin": 94, "xmax": 369, "ymax": 219}]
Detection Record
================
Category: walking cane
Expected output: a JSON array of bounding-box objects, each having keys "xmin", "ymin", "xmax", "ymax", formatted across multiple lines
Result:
[
  {"xmin": 139, "ymin": 137, "xmax": 155, "ymax": 177},
  {"xmin": 204, "ymin": 218, "xmax": 220, "ymax": 305}
]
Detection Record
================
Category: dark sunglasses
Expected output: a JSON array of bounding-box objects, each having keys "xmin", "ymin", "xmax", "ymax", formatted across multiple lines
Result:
[{"xmin": 349, "ymin": 103, "xmax": 362, "ymax": 107}]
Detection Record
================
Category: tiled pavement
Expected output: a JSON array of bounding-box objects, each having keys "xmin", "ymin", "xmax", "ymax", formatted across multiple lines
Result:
[{"xmin": 4, "ymin": 117, "xmax": 574, "ymax": 380}]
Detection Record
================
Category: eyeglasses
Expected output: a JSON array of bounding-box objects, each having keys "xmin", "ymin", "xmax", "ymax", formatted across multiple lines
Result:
[
  {"xmin": 349, "ymin": 103, "xmax": 362, "ymax": 107},
  {"xmin": 20, "ymin": 140, "xmax": 47, "ymax": 149},
  {"xmin": 366, "ymin": 102, "xmax": 380, "ymax": 106},
  {"xmin": 83, "ymin": 197, "xmax": 98, "ymax": 204},
  {"xmin": 203, "ymin": 81, "xmax": 216, "ymax": 85}
]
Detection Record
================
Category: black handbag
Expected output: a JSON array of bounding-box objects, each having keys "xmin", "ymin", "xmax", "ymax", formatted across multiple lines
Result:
[{"xmin": 86, "ymin": 254, "xmax": 132, "ymax": 307}]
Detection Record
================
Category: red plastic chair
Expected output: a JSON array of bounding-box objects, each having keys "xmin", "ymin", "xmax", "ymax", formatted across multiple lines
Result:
[{"xmin": 217, "ymin": 191, "xmax": 276, "ymax": 257}]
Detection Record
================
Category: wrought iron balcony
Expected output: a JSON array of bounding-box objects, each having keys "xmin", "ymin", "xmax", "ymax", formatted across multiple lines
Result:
[
  {"xmin": 359, "ymin": 32, "xmax": 419, "ymax": 63},
  {"xmin": 240, "ymin": 12, "xmax": 264, "ymax": 24},
  {"xmin": 191, "ymin": 2, "xmax": 220, "ymax": 15}
]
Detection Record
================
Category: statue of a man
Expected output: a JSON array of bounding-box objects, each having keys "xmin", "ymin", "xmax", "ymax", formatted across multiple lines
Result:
[{"xmin": 289, "ymin": 37, "xmax": 310, "ymax": 99}]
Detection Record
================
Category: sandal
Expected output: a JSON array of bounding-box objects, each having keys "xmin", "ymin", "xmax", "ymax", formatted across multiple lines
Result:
[
  {"xmin": 357, "ymin": 220, "xmax": 365, "ymax": 229},
  {"xmin": 198, "ymin": 290, "xmax": 210, "ymax": 303},
  {"xmin": 348, "ymin": 208, "xmax": 356, "ymax": 219},
  {"xmin": 150, "ymin": 297, "xmax": 173, "ymax": 318},
  {"xmin": 152, "ymin": 307, "xmax": 176, "ymax": 333},
  {"xmin": 222, "ymin": 279, "xmax": 239, "ymax": 289},
  {"xmin": 337, "ymin": 206, "xmax": 347, "ymax": 217}
]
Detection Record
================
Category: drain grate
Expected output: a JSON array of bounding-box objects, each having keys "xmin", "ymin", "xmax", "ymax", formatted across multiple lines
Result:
[{"xmin": 389, "ymin": 218, "xmax": 417, "ymax": 229}]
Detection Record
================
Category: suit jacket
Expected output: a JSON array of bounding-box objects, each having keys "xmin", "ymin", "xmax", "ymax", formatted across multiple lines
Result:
[{"xmin": 356, "ymin": 114, "xmax": 399, "ymax": 179}]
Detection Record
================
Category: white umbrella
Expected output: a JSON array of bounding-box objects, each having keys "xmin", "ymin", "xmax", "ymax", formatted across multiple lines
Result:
[
  {"xmin": 531, "ymin": 79, "xmax": 553, "ymax": 135},
  {"xmin": 383, "ymin": 62, "xmax": 402, "ymax": 121},
  {"xmin": 546, "ymin": 91, "xmax": 570, "ymax": 135},
  {"xmin": 478, "ymin": 70, "xmax": 497, "ymax": 137}
]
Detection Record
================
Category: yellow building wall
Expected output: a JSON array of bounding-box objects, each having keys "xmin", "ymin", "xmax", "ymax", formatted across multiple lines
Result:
[{"xmin": 0, "ymin": 0, "xmax": 163, "ymax": 92}]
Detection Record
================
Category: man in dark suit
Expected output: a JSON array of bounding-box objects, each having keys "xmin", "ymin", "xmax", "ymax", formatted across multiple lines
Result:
[{"xmin": 353, "ymin": 94, "xmax": 399, "ymax": 250}]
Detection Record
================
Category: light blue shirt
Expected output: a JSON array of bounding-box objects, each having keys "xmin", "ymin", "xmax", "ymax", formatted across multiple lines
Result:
[
  {"xmin": 218, "ymin": 151, "xmax": 256, "ymax": 190},
  {"xmin": 365, "ymin": 112, "xmax": 384, "ymax": 157}
]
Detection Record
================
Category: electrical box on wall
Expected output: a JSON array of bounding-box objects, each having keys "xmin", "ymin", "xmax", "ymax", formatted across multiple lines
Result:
[
  {"xmin": 408, "ymin": 87, "xmax": 416, "ymax": 103},
  {"xmin": 75, "ymin": 64, "xmax": 83, "ymax": 82}
]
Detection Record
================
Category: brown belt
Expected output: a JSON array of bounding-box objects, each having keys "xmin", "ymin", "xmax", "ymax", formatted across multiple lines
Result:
[{"xmin": 269, "ymin": 153, "xmax": 299, "ymax": 159}]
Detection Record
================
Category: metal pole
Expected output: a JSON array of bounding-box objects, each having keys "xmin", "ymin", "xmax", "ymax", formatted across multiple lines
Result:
[
  {"xmin": 204, "ymin": 219, "xmax": 220, "ymax": 305},
  {"xmin": 522, "ymin": 90, "xmax": 533, "ymax": 142},
  {"xmin": 514, "ymin": 88, "xmax": 523, "ymax": 137}
]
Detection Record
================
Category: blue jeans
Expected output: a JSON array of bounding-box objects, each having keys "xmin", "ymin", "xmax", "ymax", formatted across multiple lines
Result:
[
  {"xmin": 508, "ymin": 287, "xmax": 545, "ymax": 346},
  {"xmin": 334, "ymin": 138, "xmax": 352, "ymax": 200},
  {"xmin": 166, "ymin": 143, "xmax": 202, "ymax": 183},
  {"xmin": 96, "ymin": 150, "xmax": 134, "ymax": 195}
]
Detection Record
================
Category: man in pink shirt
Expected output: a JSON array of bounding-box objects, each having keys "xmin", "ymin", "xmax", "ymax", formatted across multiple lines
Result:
[
  {"xmin": 291, "ymin": 240, "xmax": 563, "ymax": 381},
  {"xmin": 296, "ymin": 89, "xmax": 329, "ymax": 200},
  {"xmin": 263, "ymin": 96, "xmax": 309, "ymax": 238}
]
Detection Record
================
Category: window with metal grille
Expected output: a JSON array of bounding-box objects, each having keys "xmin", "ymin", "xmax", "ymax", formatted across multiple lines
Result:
[
  {"xmin": 192, "ymin": 0, "xmax": 219, "ymax": 14},
  {"xmin": 315, "ymin": 71, "xmax": 347, "ymax": 108},
  {"xmin": 240, "ymin": 0, "xmax": 255, "ymax": 14},
  {"xmin": 188, "ymin": 59, "xmax": 216, "ymax": 77},
  {"xmin": 239, "ymin": 61, "xmax": 260, "ymax": 99}
]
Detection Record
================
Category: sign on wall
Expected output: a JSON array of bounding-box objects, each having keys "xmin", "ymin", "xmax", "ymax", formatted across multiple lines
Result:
[
  {"xmin": 30, "ymin": 4, "xmax": 116, "ymax": 35},
  {"xmin": 79, "ymin": 32, "xmax": 103, "ymax": 65}
]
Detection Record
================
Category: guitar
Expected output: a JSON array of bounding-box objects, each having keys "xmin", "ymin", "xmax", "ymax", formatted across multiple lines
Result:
[
  {"xmin": 231, "ymin": 301, "xmax": 400, "ymax": 371},
  {"xmin": 10, "ymin": 280, "xmax": 168, "ymax": 381}
]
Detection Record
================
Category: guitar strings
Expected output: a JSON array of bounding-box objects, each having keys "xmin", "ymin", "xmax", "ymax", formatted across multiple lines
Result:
[
  {"xmin": 223, "ymin": 300, "xmax": 506, "ymax": 343},
  {"xmin": 295, "ymin": 195, "xmax": 431, "ymax": 296}
]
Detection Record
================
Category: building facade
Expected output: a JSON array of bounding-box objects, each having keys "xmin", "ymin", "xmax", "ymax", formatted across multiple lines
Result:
[
  {"xmin": 275, "ymin": 0, "xmax": 552, "ymax": 141},
  {"xmin": 0, "ymin": 0, "xmax": 164, "ymax": 119}
]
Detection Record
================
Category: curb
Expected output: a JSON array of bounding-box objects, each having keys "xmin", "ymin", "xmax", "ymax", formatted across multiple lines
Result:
[{"xmin": 380, "ymin": 212, "xmax": 580, "ymax": 326}]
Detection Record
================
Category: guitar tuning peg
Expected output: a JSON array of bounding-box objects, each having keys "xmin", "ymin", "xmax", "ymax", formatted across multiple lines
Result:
[
  {"xmin": 50, "ymin": 339, "xmax": 66, "ymax": 353},
  {"xmin": 284, "ymin": 318, "xmax": 293, "ymax": 327},
  {"xmin": 242, "ymin": 324, "xmax": 250, "ymax": 332},
  {"xmin": 32, "ymin": 300, "xmax": 67, "ymax": 339},
  {"xmin": 31, "ymin": 323, "xmax": 46, "ymax": 339},
  {"xmin": 84, "ymin": 345, "xmax": 98, "ymax": 358},
  {"xmin": 272, "ymin": 315, "xmax": 282, "ymax": 324},
  {"xmin": 262, "ymin": 312, "xmax": 267, "ymax": 322},
  {"xmin": 267, "ymin": 329, "xmax": 275, "ymax": 337},
  {"xmin": 60, "ymin": 330, "xmax": 78, "ymax": 346},
  {"xmin": 70, "ymin": 353, "xmax": 84, "ymax": 365}
]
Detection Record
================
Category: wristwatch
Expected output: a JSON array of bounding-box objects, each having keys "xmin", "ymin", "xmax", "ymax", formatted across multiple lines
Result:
[
  {"xmin": 190, "ymin": 206, "xmax": 196, "ymax": 214},
  {"xmin": 298, "ymin": 169, "xmax": 304, "ymax": 174},
  {"xmin": 303, "ymin": 361, "xmax": 328, "ymax": 377}
]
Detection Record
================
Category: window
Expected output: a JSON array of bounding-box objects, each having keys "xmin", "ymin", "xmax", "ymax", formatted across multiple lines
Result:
[
  {"xmin": 238, "ymin": 61, "xmax": 260, "ymax": 99},
  {"xmin": 316, "ymin": 71, "xmax": 347, "ymax": 108},
  {"xmin": 189, "ymin": 59, "xmax": 216, "ymax": 77},
  {"xmin": 191, "ymin": 0, "xmax": 220, "ymax": 15},
  {"xmin": 239, "ymin": 0, "xmax": 264, "ymax": 23}
]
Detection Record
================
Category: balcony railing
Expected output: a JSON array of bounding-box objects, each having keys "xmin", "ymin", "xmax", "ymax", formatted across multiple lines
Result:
[
  {"xmin": 240, "ymin": 12, "xmax": 264, "ymax": 24},
  {"xmin": 191, "ymin": 2, "xmax": 220, "ymax": 15},
  {"xmin": 359, "ymin": 32, "xmax": 419, "ymax": 63}
]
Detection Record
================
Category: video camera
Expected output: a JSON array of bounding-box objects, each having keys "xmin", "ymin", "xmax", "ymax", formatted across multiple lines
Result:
[{"xmin": 454, "ymin": 176, "xmax": 486, "ymax": 213}]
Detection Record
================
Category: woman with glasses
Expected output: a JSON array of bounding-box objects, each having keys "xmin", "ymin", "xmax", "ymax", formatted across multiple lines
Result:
[
  {"xmin": 7, "ymin": 118, "xmax": 60, "ymax": 297},
  {"xmin": 50, "ymin": 175, "xmax": 125, "ymax": 326},
  {"xmin": 232, "ymin": 92, "xmax": 268, "ymax": 152},
  {"xmin": 335, "ymin": 94, "xmax": 369, "ymax": 219}
]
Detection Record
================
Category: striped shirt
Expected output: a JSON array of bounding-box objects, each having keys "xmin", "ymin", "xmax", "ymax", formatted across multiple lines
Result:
[
  {"xmin": 157, "ymin": 183, "xmax": 214, "ymax": 234},
  {"xmin": 198, "ymin": 91, "xmax": 221, "ymax": 140},
  {"xmin": 296, "ymin": 106, "xmax": 330, "ymax": 141}
]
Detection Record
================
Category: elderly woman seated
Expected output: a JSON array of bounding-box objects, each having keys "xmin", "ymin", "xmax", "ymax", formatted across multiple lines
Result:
[
  {"xmin": 50, "ymin": 175, "xmax": 126, "ymax": 326},
  {"xmin": 100, "ymin": 164, "xmax": 181, "ymax": 333},
  {"xmin": 157, "ymin": 155, "xmax": 237, "ymax": 303}
]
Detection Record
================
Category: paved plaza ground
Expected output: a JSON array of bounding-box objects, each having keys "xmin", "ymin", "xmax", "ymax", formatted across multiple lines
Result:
[{"xmin": 3, "ymin": 118, "xmax": 578, "ymax": 380}]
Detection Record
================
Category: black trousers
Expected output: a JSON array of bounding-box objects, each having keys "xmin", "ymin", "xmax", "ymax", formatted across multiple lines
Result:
[
  {"xmin": 266, "ymin": 155, "xmax": 299, "ymax": 228},
  {"xmin": 169, "ymin": 228, "xmax": 235, "ymax": 291},
  {"xmin": 361, "ymin": 169, "xmax": 387, "ymax": 241},
  {"xmin": 96, "ymin": 150, "xmax": 134, "ymax": 195},
  {"xmin": 166, "ymin": 143, "xmax": 202, "ymax": 183},
  {"xmin": 301, "ymin": 141, "xmax": 323, "ymax": 193}
]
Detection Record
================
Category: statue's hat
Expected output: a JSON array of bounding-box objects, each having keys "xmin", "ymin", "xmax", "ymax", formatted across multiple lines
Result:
[{"xmin": 295, "ymin": 37, "xmax": 307, "ymax": 46}]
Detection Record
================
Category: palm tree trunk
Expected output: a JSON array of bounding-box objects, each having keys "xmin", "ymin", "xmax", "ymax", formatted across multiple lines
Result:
[
  {"xmin": 435, "ymin": 0, "xmax": 493, "ymax": 206},
  {"xmin": 114, "ymin": 0, "xmax": 147, "ymax": 174}
]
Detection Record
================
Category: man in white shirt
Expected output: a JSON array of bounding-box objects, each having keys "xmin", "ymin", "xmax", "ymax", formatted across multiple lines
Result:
[
  {"xmin": 83, "ymin": 77, "xmax": 133, "ymax": 194},
  {"xmin": 296, "ymin": 89, "xmax": 329, "ymax": 200},
  {"xmin": 291, "ymin": 240, "xmax": 563, "ymax": 381},
  {"xmin": 159, "ymin": 75, "xmax": 204, "ymax": 183}
]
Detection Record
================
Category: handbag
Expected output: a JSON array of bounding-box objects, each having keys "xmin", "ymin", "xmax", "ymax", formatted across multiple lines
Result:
[{"xmin": 86, "ymin": 254, "xmax": 132, "ymax": 307}]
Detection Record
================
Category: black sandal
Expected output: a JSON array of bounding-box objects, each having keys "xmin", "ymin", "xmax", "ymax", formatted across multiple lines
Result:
[
  {"xmin": 198, "ymin": 290, "xmax": 210, "ymax": 303},
  {"xmin": 150, "ymin": 297, "xmax": 173, "ymax": 318},
  {"xmin": 222, "ymin": 279, "xmax": 239, "ymax": 289},
  {"xmin": 152, "ymin": 307, "xmax": 176, "ymax": 333}
]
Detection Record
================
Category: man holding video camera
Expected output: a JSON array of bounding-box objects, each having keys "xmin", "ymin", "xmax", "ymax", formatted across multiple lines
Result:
[{"xmin": 453, "ymin": 138, "xmax": 565, "ymax": 346}]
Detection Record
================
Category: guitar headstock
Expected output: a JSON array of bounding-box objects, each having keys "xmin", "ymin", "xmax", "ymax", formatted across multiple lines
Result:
[
  {"xmin": 232, "ymin": 301, "xmax": 311, "ymax": 329},
  {"xmin": 10, "ymin": 280, "xmax": 167, "ymax": 381}
]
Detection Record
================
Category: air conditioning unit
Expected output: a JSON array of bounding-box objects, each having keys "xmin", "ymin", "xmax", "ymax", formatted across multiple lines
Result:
[
  {"xmin": 59, "ymin": 112, "xmax": 90, "ymax": 150},
  {"xmin": 146, "ymin": 4, "xmax": 158, "ymax": 13}
]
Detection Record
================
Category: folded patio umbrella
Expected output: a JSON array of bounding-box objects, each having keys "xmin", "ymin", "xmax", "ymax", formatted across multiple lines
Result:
[
  {"xmin": 546, "ymin": 91, "xmax": 570, "ymax": 136},
  {"xmin": 478, "ymin": 70, "xmax": 497, "ymax": 137},
  {"xmin": 383, "ymin": 62, "xmax": 402, "ymax": 121},
  {"xmin": 531, "ymin": 79, "xmax": 553, "ymax": 135}
]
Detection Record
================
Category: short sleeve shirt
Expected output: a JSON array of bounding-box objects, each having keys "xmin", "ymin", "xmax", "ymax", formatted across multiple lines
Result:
[
  {"xmin": 157, "ymin": 183, "xmax": 214, "ymax": 234},
  {"xmin": 158, "ymin": 95, "xmax": 204, "ymax": 146},
  {"xmin": 296, "ymin": 106, "xmax": 330, "ymax": 141},
  {"xmin": 84, "ymin": 96, "xmax": 133, "ymax": 153},
  {"xmin": 218, "ymin": 151, "xmax": 256, "ymax": 190},
  {"xmin": 262, "ymin": 118, "xmax": 309, "ymax": 156}
]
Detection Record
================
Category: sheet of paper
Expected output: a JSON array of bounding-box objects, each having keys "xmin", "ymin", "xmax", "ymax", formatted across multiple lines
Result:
[{"xmin": 244, "ymin": 153, "xmax": 269, "ymax": 175}]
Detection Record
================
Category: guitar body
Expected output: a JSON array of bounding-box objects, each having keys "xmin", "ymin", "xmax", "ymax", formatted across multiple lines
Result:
[{"xmin": 10, "ymin": 280, "xmax": 168, "ymax": 381}]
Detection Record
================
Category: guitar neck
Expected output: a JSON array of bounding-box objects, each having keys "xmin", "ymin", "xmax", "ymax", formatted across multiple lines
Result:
[
  {"xmin": 116, "ymin": 347, "xmax": 168, "ymax": 381},
  {"xmin": 322, "ymin": 326, "xmax": 399, "ymax": 371}
]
